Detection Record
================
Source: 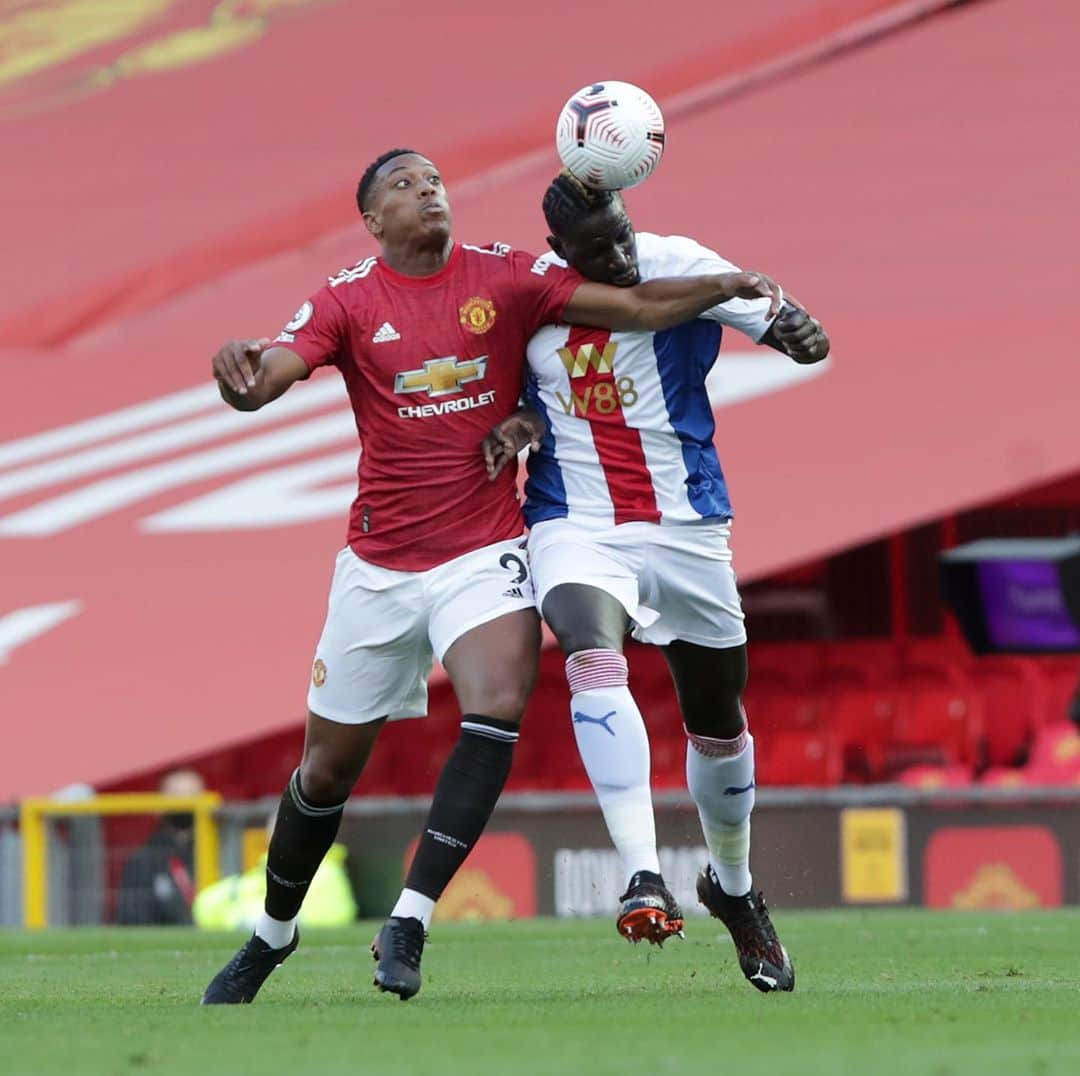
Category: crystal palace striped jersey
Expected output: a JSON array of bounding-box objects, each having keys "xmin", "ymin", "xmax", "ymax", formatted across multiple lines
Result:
[{"xmin": 523, "ymin": 233, "xmax": 774, "ymax": 528}]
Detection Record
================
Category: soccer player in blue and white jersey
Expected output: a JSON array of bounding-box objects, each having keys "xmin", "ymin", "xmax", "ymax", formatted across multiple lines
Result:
[{"xmin": 486, "ymin": 174, "xmax": 828, "ymax": 992}]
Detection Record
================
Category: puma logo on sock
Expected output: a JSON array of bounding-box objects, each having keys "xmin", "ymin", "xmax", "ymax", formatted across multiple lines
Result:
[{"xmin": 573, "ymin": 709, "xmax": 617, "ymax": 736}]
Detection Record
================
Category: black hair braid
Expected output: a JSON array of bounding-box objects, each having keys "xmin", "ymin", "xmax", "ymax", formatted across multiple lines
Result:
[{"xmin": 542, "ymin": 171, "xmax": 616, "ymax": 234}]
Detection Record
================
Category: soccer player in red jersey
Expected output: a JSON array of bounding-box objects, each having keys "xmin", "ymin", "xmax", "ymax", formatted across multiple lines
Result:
[{"xmin": 200, "ymin": 149, "xmax": 784, "ymax": 1004}]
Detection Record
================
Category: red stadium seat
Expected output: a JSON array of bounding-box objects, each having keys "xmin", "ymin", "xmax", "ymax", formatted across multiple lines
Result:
[
  {"xmin": 888, "ymin": 685, "xmax": 984, "ymax": 771},
  {"xmin": 748, "ymin": 642, "xmax": 825, "ymax": 690},
  {"xmin": 817, "ymin": 686, "xmax": 896, "ymax": 780},
  {"xmin": 979, "ymin": 766, "xmax": 1030, "ymax": 788},
  {"xmin": 648, "ymin": 727, "xmax": 687, "ymax": 790},
  {"xmin": 643, "ymin": 693, "xmax": 688, "ymax": 790},
  {"xmin": 896, "ymin": 763, "xmax": 973, "ymax": 788},
  {"xmin": 966, "ymin": 657, "xmax": 1044, "ymax": 767},
  {"xmin": 1040, "ymin": 657, "xmax": 1080, "ymax": 726},
  {"xmin": 519, "ymin": 707, "xmax": 590, "ymax": 791},
  {"xmin": 743, "ymin": 685, "xmax": 819, "ymax": 740},
  {"xmin": 358, "ymin": 737, "xmax": 411, "ymax": 797},
  {"xmin": 900, "ymin": 633, "xmax": 972, "ymax": 670},
  {"xmin": 508, "ymin": 728, "xmax": 571, "ymax": 790},
  {"xmin": 1025, "ymin": 721, "xmax": 1080, "ymax": 783},
  {"xmin": 812, "ymin": 639, "xmax": 899, "ymax": 690},
  {"xmin": 757, "ymin": 729, "xmax": 842, "ymax": 787},
  {"xmin": 894, "ymin": 659, "xmax": 967, "ymax": 688}
]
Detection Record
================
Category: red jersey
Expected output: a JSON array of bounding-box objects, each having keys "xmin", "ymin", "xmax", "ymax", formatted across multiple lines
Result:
[{"xmin": 275, "ymin": 242, "xmax": 581, "ymax": 570}]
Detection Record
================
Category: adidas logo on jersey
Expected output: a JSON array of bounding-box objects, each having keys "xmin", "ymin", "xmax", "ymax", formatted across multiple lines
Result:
[{"xmin": 372, "ymin": 322, "xmax": 401, "ymax": 344}]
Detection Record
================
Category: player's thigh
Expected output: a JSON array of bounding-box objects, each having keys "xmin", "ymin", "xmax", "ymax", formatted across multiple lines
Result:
[
  {"xmin": 443, "ymin": 609, "xmax": 542, "ymax": 722},
  {"xmin": 428, "ymin": 537, "xmax": 542, "ymax": 722},
  {"xmin": 307, "ymin": 547, "xmax": 433, "ymax": 726},
  {"xmin": 541, "ymin": 583, "xmax": 630, "ymax": 654},
  {"xmin": 634, "ymin": 522, "xmax": 747, "ymax": 650},
  {"xmin": 528, "ymin": 519, "xmax": 646, "ymax": 646}
]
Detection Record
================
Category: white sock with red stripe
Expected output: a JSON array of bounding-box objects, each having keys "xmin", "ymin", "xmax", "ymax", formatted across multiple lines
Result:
[
  {"xmin": 685, "ymin": 721, "xmax": 755, "ymax": 897},
  {"xmin": 566, "ymin": 649, "xmax": 660, "ymax": 887}
]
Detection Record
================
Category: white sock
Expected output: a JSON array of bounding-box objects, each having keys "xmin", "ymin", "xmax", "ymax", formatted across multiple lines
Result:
[
  {"xmin": 567, "ymin": 650, "xmax": 660, "ymax": 888},
  {"xmin": 254, "ymin": 910, "xmax": 296, "ymax": 949},
  {"xmin": 391, "ymin": 887, "xmax": 436, "ymax": 930},
  {"xmin": 685, "ymin": 726, "xmax": 755, "ymax": 897}
]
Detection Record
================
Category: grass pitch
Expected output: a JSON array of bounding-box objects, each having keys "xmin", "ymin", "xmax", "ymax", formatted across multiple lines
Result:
[{"xmin": 3, "ymin": 911, "xmax": 1079, "ymax": 1076}]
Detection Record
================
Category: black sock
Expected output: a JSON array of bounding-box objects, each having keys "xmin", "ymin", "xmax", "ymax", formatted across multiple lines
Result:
[
  {"xmin": 264, "ymin": 769, "xmax": 345, "ymax": 921},
  {"xmin": 403, "ymin": 715, "xmax": 519, "ymax": 900}
]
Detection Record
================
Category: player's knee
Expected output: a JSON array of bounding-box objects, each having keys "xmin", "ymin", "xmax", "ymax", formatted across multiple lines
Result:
[
  {"xmin": 476, "ymin": 683, "xmax": 529, "ymax": 725},
  {"xmin": 683, "ymin": 690, "xmax": 746, "ymax": 740},
  {"xmin": 557, "ymin": 627, "xmax": 623, "ymax": 657},
  {"xmin": 297, "ymin": 756, "xmax": 357, "ymax": 805},
  {"xmin": 458, "ymin": 667, "xmax": 532, "ymax": 724}
]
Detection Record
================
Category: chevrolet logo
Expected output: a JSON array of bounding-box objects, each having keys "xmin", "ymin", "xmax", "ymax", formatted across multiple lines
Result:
[
  {"xmin": 557, "ymin": 341, "xmax": 617, "ymax": 378},
  {"xmin": 394, "ymin": 356, "xmax": 488, "ymax": 398}
]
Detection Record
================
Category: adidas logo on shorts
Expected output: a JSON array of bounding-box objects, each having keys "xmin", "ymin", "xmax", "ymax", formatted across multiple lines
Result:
[
  {"xmin": 502, "ymin": 586, "xmax": 525, "ymax": 599},
  {"xmin": 372, "ymin": 322, "xmax": 401, "ymax": 343}
]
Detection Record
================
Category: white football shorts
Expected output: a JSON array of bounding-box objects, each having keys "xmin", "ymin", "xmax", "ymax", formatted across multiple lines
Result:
[
  {"xmin": 306, "ymin": 536, "xmax": 534, "ymax": 724},
  {"xmin": 527, "ymin": 518, "xmax": 746, "ymax": 648}
]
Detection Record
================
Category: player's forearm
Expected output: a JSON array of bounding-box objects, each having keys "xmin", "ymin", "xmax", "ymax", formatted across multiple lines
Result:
[
  {"xmin": 629, "ymin": 271, "xmax": 788, "ymax": 331},
  {"xmin": 214, "ymin": 346, "xmax": 308, "ymax": 411},
  {"xmin": 623, "ymin": 275, "xmax": 736, "ymax": 331},
  {"xmin": 566, "ymin": 273, "xmax": 775, "ymax": 333}
]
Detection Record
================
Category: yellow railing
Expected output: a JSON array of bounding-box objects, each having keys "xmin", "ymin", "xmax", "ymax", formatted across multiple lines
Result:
[{"xmin": 19, "ymin": 793, "xmax": 222, "ymax": 928}]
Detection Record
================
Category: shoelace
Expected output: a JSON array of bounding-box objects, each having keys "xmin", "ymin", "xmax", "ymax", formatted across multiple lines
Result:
[
  {"xmin": 387, "ymin": 923, "xmax": 424, "ymax": 967},
  {"xmin": 221, "ymin": 938, "xmax": 269, "ymax": 978},
  {"xmin": 620, "ymin": 873, "xmax": 680, "ymax": 908},
  {"xmin": 727, "ymin": 894, "xmax": 782, "ymax": 962}
]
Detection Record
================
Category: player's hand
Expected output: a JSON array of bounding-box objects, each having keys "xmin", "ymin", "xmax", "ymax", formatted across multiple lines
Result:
[
  {"xmin": 724, "ymin": 271, "xmax": 784, "ymax": 318},
  {"xmin": 772, "ymin": 306, "xmax": 830, "ymax": 364},
  {"xmin": 211, "ymin": 338, "xmax": 272, "ymax": 396},
  {"xmin": 482, "ymin": 409, "xmax": 547, "ymax": 480}
]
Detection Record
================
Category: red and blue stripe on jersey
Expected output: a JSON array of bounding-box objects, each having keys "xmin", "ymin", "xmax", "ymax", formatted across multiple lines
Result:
[{"xmin": 524, "ymin": 318, "xmax": 733, "ymax": 527}]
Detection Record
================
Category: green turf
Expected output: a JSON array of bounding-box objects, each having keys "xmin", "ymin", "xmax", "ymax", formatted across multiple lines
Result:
[{"xmin": 2, "ymin": 911, "xmax": 1079, "ymax": 1075}]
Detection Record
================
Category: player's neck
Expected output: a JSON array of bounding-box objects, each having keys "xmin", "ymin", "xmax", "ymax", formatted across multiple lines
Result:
[{"xmin": 379, "ymin": 236, "xmax": 454, "ymax": 278}]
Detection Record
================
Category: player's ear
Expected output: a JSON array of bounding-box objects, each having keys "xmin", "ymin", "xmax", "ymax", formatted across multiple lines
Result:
[
  {"xmin": 547, "ymin": 234, "xmax": 565, "ymax": 259},
  {"xmin": 363, "ymin": 211, "xmax": 381, "ymax": 240}
]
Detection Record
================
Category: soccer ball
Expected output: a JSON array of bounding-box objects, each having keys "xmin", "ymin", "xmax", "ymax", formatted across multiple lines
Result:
[{"xmin": 555, "ymin": 81, "xmax": 665, "ymax": 191}]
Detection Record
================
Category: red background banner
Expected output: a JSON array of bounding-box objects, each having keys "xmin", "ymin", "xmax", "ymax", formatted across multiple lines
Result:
[{"xmin": 3, "ymin": 0, "xmax": 1078, "ymax": 798}]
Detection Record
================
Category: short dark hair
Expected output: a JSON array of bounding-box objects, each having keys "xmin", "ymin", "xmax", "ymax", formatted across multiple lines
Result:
[
  {"xmin": 356, "ymin": 148, "xmax": 422, "ymax": 213},
  {"xmin": 542, "ymin": 171, "xmax": 617, "ymax": 236}
]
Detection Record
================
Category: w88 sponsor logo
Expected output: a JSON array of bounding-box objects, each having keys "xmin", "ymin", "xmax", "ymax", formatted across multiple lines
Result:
[
  {"xmin": 554, "ymin": 377, "xmax": 639, "ymax": 417},
  {"xmin": 553, "ymin": 340, "xmax": 638, "ymax": 417}
]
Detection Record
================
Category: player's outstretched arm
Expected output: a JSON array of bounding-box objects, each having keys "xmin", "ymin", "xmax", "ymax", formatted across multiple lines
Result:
[
  {"xmin": 212, "ymin": 339, "xmax": 310, "ymax": 411},
  {"xmin": 760, "ymin": 302, "xmax": 830, "ymax": 365},
  {"xmin": 564, "ymin": 271, "xmax": 782, "ymax": 333}
]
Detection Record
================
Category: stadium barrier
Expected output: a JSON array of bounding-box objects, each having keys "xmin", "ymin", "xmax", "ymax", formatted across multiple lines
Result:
[
  {"xmin": 317, "ymin": 786, "xmax": 1080, "ymax": 917},
  {"xmin": 7, "ymin": 786, "xmax": 1080, "ymax": 926},
  {"xmin": 18, "ymin": 793, "xmax": 221, "ymax": 928}
]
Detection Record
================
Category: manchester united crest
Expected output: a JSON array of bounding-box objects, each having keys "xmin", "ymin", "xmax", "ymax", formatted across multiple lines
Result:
[
  {"xmin": 312, "ymin": 658, "xmax": 327, "ymax": 687},
  {"xmin": 459, "ymin": 296, "xmax": 496, "ymax": 335}
]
